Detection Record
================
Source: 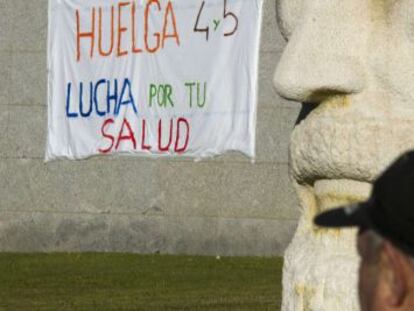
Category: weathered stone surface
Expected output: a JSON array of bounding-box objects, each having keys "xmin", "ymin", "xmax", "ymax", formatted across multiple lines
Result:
[
  {"xmin": 0, "ymin": 106, "xmax": 8, "ymax": 157},
  {"xmin": 273, "ymin": 0, "xmax": 414, "ymax": 309},
  {"xmin": 155, "ymin": 161, "xmax": 298, "ymax": 220},
  {"xmin": 107, "ymin": 215, "xmax": 165, "ymax": 253},
  {"xmin": 162, "ymin": 216, "xmax": 220, "ymax": 255},
  {"xmin": 261, "ymin": 0, "xmax": 285, "ymax": 53},
  {"xmin": 280, "ymin": 180, "xmax": 371, "ymax": 310},
  {"xmin": 0, "ymin": 211, "xmax": 296, "ymax": 256},
  {"xmin": 290, "ymin": 115, "xmax": 414, "ymax": 184},
  {"xmin": 216, "ymin": 217, "xmax": 298, "ymax": 257},
  {"xmin": 0, "ymin": 212, "xmax": 57, "ymax": 252},
  {"xmin": 0, "ymin": 51, "xmax": 12, "ymax": 105},
  {"xmin": 0, "ymin": 212, "xmax": 110, "ymax": 252},
  {"xmin": 9, "ymin": 0, "xmax": 48, "ymax": 52},
  {"xmin": 11, "ymin": 52, "xmax": 46, "ymax": 106},
  {"xmin": 259, "ymin": 52, "xmax": 282, "ymax": 110},
  {"xmin": 54, "ymin": 214, "xmax": 111, "ymax": 251},
  {"xmin": 0, "ymin": 0, "xmax": 300, "ymax": 256},
  {"xmin": 7, "ymin": 105, "xmax": 46, "ymax": 158},
  {"xmin": 0, "ymin": 159, "xmax": 159, "ymax": 214},
  {"xmin": 259, "ymin": 52, "xmax": 299, "ymax": 111},
  {"xmin": 256, "ymin": 106, "xmax": 299, "ymax": 163},
  {"xmin": 0, "ymin": 2, "xmax": 12, "ymax": 52}
]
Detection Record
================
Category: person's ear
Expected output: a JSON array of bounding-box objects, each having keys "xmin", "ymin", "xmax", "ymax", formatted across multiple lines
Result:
[{"xmin": 381, "ymin": 241, "xmax": 408, "ymax": 307}]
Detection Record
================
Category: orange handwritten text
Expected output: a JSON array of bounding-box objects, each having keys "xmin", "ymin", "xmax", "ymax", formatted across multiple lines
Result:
[{"xmin": 76, "ymin": 1, "xmax": 180, "ymax": 62}]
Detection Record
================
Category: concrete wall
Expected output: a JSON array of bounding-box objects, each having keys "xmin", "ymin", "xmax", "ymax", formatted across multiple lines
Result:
[{"xmin": 0, "ymin": 0, "xmax": 301, "ymax": 256}]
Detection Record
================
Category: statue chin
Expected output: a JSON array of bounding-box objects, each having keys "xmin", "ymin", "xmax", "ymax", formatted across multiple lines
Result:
[
  {"xmin": 281, "ymin": 179, "xmax": 368, "ymax": 310},
  {"xmin": 281, "ymin": 100, "xmax": 414, "ymax": 310}
]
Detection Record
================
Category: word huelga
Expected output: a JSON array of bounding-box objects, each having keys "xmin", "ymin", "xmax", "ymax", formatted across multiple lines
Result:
[
  {"xmin": 76, "ymin": 0, "xmax": 180, "ymax": 61},
  {"xmin": 99, "ymin": 117, "xmax": 190, "ymax": 154}
]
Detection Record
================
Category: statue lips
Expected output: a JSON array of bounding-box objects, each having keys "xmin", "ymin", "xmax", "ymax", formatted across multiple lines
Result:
[{"xmin": 289, "ymin": 97, "xmax": 414, "ymax": 187}]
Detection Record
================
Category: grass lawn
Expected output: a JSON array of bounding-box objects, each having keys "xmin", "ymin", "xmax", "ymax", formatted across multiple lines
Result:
[{"xmin": 0, "ymin": 253, "xmax": 283, "ymax": 311}]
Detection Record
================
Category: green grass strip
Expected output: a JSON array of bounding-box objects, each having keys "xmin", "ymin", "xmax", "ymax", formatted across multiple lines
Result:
[{"xmin": 0, "ymin": 253, "xmax": 282, "ymax": 310}]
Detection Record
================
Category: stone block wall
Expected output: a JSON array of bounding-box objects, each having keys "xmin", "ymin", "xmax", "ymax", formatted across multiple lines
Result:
[{"xmin": 0, "ymin": 0, "xmax": 300, "ymax": 256}]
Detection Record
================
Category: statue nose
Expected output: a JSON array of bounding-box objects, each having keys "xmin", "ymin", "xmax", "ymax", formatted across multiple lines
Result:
[
  {"xmin": 273, "ymin": 17, "xmax": 366, "ymax": 104},
  {"xmin": 274, "ymin": 56, "xmax": 366, "ymax": 103}
]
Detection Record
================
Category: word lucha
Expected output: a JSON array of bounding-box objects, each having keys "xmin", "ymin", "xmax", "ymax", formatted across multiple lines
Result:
[
  {"xmin": 76, "ymin": 0, "xmax": 180, "ymax": 61},
  {"xmin": 65, "ymin": 78, "xmax": 137, "ymax": 118}
]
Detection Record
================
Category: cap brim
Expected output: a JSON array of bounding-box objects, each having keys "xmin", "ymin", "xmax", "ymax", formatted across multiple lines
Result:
[{"xmin": 314, "ymin": 201, "xmax": 371, "ymax": 228}]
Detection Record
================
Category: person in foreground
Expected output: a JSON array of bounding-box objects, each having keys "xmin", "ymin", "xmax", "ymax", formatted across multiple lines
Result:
[{"xmin": 314, "ymin": 150, "xmax": 414, "ymax": 311}]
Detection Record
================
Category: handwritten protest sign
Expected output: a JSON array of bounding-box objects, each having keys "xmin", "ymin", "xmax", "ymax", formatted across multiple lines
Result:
[{"xmin": 46, "ymin": 0, "xmax": 263, "ymax": 160}]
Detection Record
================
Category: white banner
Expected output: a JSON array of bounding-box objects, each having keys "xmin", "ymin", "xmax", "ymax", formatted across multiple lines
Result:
[{"xmin": 46, "ymin": 0, "xmax": 263, "ymax": 161}]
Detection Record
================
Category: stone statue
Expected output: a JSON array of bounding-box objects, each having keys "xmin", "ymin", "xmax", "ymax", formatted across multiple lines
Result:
[{"xmin": 274, "ymin": 0, "xmax": 414, "ymax": 310}]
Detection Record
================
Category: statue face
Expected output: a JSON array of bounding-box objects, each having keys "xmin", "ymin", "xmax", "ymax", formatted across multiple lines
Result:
[
  {"xmin": 272, "ymin": 2, "xmax": 414, "ymax": 308},
  {"xmin": 274, "ymin": 0, "xmax": 414, "ymax": 193}
]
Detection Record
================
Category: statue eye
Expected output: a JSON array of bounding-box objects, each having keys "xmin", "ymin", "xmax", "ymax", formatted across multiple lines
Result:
[{"xmin": 276, "ymin": 0, "xmax": 304, "ymax": 41}]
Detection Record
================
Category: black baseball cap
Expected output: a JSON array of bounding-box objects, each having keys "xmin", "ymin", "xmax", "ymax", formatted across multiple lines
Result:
[{"xmin": 314, "ymin": 150, "xmax": 414, "ymax": 256}]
